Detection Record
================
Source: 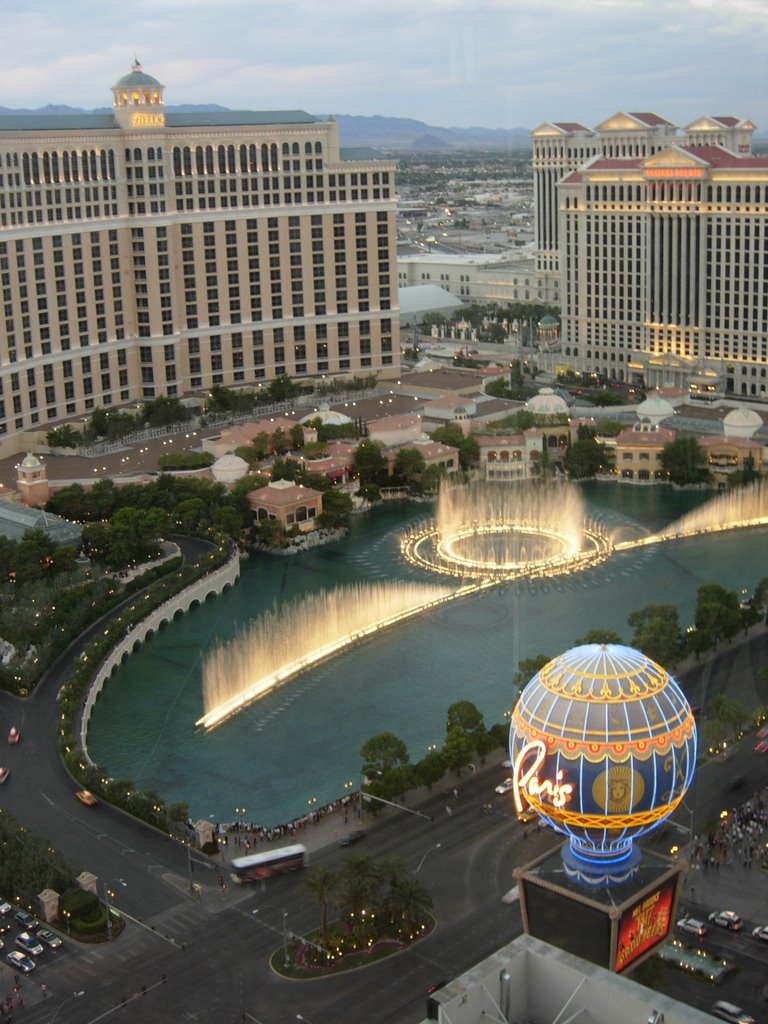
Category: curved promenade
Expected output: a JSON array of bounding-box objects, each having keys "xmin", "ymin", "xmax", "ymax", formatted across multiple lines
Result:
[{"xmin": 79, "ymin": 545, "xmax": 241, "ymax": 760}]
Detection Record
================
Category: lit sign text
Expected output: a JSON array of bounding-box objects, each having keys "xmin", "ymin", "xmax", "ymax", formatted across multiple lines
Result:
[
  {"xmin": 645, "ymin": 168, "xmax": 703, "ymax": 178},
  {"xmin": 130, "ymin": 113, "xmax": 165, "ymax": 128},
  {"xmin": 512, "ymin": 740, "xmax": 573, "ymax": 815}
]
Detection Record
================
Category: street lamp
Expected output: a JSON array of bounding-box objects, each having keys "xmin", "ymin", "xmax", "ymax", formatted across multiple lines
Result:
[
  {"xmin": 104, "ymin": 882, "xmax": 116, "ymax": 937},
  {"xmin": 414, "ymin": 842, "xmax": 442, "ymax": 874},
  {"xmin": 50, "ymin": 991, "xmax": 85, "ymax": 1023},
  {"xmin": 252, "ymin": 905, "xmax": 290, "ymax": 967},
  {"xmin": 62, "ymin": 909, "xmax": 71, "ymax": 935}
]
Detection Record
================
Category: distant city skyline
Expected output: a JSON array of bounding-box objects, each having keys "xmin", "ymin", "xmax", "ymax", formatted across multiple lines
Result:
[{"xmin": 1, "ymin": 0, "xmax": 766, "ymax": 130}]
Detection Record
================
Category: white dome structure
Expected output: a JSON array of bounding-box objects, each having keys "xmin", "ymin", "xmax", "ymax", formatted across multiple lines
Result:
[
  {"xmin": 299, "ymin": 404, "xmax": 353, "ymax": 427},
  {"xmin": 636, "ymin": 394, "xmax": 674, "ymax": 426},
  {"xmin": 525, "ymin": 387, "xmax": 569, "ymax": 416},
  {"xmin": 211, "ymin": 453, "xmax": 249, "ymax": 483},
  {"xmin": 19, "ymin": 453, "xmax": 43, "ymax": 470},
  {"xmin": 723, "ymin": 406, "xmax": 763, "ymax": 438}
]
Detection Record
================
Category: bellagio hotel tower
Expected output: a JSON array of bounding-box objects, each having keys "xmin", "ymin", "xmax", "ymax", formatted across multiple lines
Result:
[{"xmin": 0, "ymin": 62, "xmax": 399, "ymax": 459}]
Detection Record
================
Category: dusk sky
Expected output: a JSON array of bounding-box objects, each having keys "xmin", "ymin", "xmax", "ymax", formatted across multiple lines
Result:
[{"xmin": 1, "ymin": 0, "xmax": 766, "ymax": 131}]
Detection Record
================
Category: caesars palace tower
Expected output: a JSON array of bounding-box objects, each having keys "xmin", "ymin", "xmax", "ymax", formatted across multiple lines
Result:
[{"xmin": 0, "ymin": 61, "xmax": 399, "ymax": 459}]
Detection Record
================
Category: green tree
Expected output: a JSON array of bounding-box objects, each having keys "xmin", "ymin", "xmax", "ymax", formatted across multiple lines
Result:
[
  {"xmin": 353, "ymin": 440, "xmax": 386, "ymax": 484},
  {"xmin": 359, "ymin": 731, "xmax": 409, "ymax": 776},
  {"xmin": 627, "ymin": 604, "xmax": 684, "ymax": 667},
  {"xmin": 339, "ymin": 852, "xmax": 382, "ymax": 919},
  {"xmin": 46, "ymin": 424, "xmax": 83, "ymax": 449},
  {"xmin": 564, "ymin": 426, "xmax": 607, "ymax": 479},
  {"xmin": 419, "ymin": 464, "xmax": 447, "ymax": 493},
  {"xmin": 318, "ymin": 489, "xmax": 353, "ymax": 528},
  {"xmin": 660, "ymin": 437, "xmax": 708, "ymax": 485},
  {"xmin": 394, "ymin": 448, "xmax": 426, "ymax": 484},
  {"xmin": 446, "ymin": 700, "xmax": 484, "ymax": 734},
  {"xmin": 413, "ymin": 749, "xmax": 447, "ymax": 790},
  {"xmin": 271, "ymin": 428, "xmax": 291, "ymax": 456},
  {"xmin": 574, "ymin": 629, "xmax": 623, "ymax": 646},
  {"xmin": 387, "ymin": 876, "xmax": 433, "ymax": 933},
  {"xmin": 303, "ymin": 865, "xmax": 339, "ymax": 949},
  {"xmin": 694, "ymin": 584, "xmax": 741, "ymax": 650},
  {"xmin": 429, "ymin": 424, "xmax": 478, "ymax": 470},
  {"xmin": 290, "ymin": 424, "xmax": 305, "ymax": 450},
  {"xmin": 442, "ymin": 726, "xmax": 475, "ymax": 775},
  {"xmin": 12, "ymin": 529, "xmax": 59, "ymax": 584},
  {"xmin": 252, "ymin": 431, "xmax": 271, "ymax": 460}
]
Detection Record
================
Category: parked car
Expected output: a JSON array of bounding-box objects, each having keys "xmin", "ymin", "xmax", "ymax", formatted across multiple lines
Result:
[
  {"xmin": 708, "ymin": 910, "xmax": 743, "ymax": 932},
  {"xmin": 75, "ymin": 790, "xmax": 99, "ymax": 807},
  {"xmin": 15, "ymin": 932, "xmax": 43, "ymax": 956},
  {"xmin": 711, "ymin": 1001, "xmax": 755, "ymax": 1024},
  {"xmin": 0, "ymin": 767, "xmax": 8, "ymax": 785},
  {"xmin": 37, "ymin": 928, "xmax": 62, "ymax": 949},
  {"xmin": 7, "ymin": 727, "xmax": 19, "ymax": 745},
  {"xmin": 13, "ymin": 910, "xmax": 37, "ymax": 931},
  {"xmin": 677, "ymin": 916, "xmax": 707, "ymax": 938},
  {"xmin": 5, "ymin": 950, "xmax": 35, "ymax": 974},
  {"xmin": 0, "ymin": 901, "xmax": 11, "ymax": 916},
  {"xmin": 337, "ymin": 830, "xmax": 365, "ymax": 848},
  {"xmin": 495, "ymin": 778, "xmax": 514, "ymax": 794},
  {"xmin": 751, "ymin": 924, "xmax": 768, "ymax": 943}
]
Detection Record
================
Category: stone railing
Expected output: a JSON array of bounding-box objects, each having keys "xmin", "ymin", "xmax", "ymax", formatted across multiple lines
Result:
[{"xmin": 79, "ymin": 548, "xmax": 241, "ymax": 761}]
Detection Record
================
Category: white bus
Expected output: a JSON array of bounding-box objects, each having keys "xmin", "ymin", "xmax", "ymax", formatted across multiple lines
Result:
[{"xmin": 229, "ymin": 844, "xmax": 308, "ymax": 883}]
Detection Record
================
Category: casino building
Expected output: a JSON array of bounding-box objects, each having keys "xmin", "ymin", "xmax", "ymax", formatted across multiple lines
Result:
[
  {"xmin": 0, "ymin": 61, "xmax": 399, "ymax": 459},
  {"xmin": 531, "ymin": 113, "xmax": 768, "ymax": 398}
]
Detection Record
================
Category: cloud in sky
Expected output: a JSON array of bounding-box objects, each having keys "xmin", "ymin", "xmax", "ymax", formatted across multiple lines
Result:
[{"xmin": 0, "ymin": 0, "xmax": 765, "ymax": 129}]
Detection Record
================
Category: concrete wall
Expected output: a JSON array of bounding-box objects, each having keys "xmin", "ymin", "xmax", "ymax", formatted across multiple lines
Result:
[{"xmin": 79, "ymin": 549, "xmax": 241, "ymax": 762}]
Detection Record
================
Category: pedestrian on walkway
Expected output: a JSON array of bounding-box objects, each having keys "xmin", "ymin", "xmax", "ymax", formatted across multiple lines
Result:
[{"xmin": 445, "ymin": 805, "xmax": 452, "ymax": 817}]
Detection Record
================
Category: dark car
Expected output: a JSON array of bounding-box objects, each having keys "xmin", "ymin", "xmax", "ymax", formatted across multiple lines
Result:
[
  {"xmin": 13, "ymin": 910, "xmax": 37, "ymax": 931},
  {"xmin": 337, "ymin": 830, "xmax": 365, "ymax": 848}
]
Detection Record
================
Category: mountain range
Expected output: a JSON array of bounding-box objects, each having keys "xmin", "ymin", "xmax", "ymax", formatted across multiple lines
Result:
[{"xmin": 0, "ymin": 104, "xmax": 532, "ymax": 150}]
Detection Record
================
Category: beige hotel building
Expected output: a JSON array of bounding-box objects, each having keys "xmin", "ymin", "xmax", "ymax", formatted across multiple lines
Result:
[
  {"xmin": 0, "ymin": 62, "xmax": 399, "ymax": 459},
  {"xmin": 532, "ymin": 113, "xmax": 768, "ymax": 398}
]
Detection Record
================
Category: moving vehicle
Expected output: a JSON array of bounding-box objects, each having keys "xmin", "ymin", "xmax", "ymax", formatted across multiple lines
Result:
[
  {"xmin": 677, "ymin": 916, "xmax": 707, "ymax": 938},
  {"xmin": 15, "ymin": 932, "xmax": 43, "ymax": 956},
  {"xmin": 0, "ymin": 767, "xmax": 8, "ymax": 785},
  {"xmin": 7, "ymin": 727, "xmax": 19, "ymax": 745},
  {"xmin": 495, "ymin": 778, "xmax": 514, "ymax": 794},
  {"xmin": 6, "ymin": 950, "xmax": 35, "ymax": 973},
  {"xmin": 13, "ymin": 910, "xmax": 37, "ymax": 931},
  {"xmin": 229, "ymin": 843, "xmax": 307, "ymax": 883},
  {"xmin": 337, "ymin": 830, "xmax": 365, "ymax": 848},
  {"xmin": 37, "ymin": 928, "xmax": 62, "ymax": 949},
  {"xmin": 0, "ymin": 901, "xmax": 10, "ymax": 916},
  {"xmin": 75, "ymin": 790, "xmax": 99, "ymax": 807},
  {"xmin": 708, "ymin": 910, "xmax": 743, "ymax": 932},
  {"xmin": 711, "ymin": 1001, "xmax": 755, "ymax": 1024},
  {"xmin": 751, "ymin": 924, "xmax": 768, "ymax": 943}
]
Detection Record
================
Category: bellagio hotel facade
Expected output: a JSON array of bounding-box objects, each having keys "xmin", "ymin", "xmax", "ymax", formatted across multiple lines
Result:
[
  {"xmin": 0, "ymin": 62, "xmax": 399, "ymax": 459},
  {"xmin": 532, "ymin": 113, "xmax": 768, "ymax": 398}
]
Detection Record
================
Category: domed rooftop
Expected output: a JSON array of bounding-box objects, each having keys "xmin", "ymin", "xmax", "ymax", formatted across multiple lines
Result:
[
  {"xmin": 524, "ymin": 387, "xmax": 569, "ymax": 416},
  {"xmin": 19, "ymin": 453, "xmax": 42, "ymax": 470},
  {"xmin": 723, "ymin": 406, "xmax": 762, "ymax": 438},
  {"xmin": 539, "ymin": 314, "xmax": 559, "ymax": 327},
  {"xmin": 211, "ymin": 453, "xmax": 249, "ymax": 483},
  {"xmin": 636, "ymin": 393, "xmax": 674, "ymax": 423},
  {"xmin": 299, "ymin": 405, "xmax": 352, "ymax": 427},
  {"xmin": 113, "ymin": 60, "xmax": 163, "ymax": 90}
]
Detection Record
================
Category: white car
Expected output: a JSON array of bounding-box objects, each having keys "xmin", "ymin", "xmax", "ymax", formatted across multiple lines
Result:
[
  {"xmin": 711, "ymin": 1001, "xmax": 755, "ymax": 1024},
  {"xmin": 751, "ymin": 924, "xmax": 768, "ymax": 943},
  {"xmin": 0, "ymin": 901, "xmax": 11, "ymax": 916},
  {"xmin": 495, "ymin": 778, "xmax": 514, "ymax": 794},
  {"xmin": 677, "ymin": 916, "xmax": 707, "ymax": 938},
  {"xmin": 15, "ymin": 932, "xmax": 43, "ymax": 956}
]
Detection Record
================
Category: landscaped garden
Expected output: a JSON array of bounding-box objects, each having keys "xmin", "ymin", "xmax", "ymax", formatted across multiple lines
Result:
[{"xmin": 271, "ymin": 851, "xmax": 434, "ymax": 978}]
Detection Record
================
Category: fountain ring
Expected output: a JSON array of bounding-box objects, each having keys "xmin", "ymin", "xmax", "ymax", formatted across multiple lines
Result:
[{"xmin": 401, "ymin": 520, "xmax": 615, "ymax": 581}]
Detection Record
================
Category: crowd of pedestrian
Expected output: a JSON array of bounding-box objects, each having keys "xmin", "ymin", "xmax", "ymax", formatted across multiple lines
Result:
[
  {"xmin": 192, "ymin": 792, "xmax": 360, "ymax": 851},
  {"xmin": 689, "ymin": 785, "xmax": 767, "ymax": 873}
]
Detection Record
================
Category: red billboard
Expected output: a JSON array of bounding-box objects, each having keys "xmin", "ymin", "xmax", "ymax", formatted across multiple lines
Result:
[{"xmin": 614, "ymin": 880, "xmax": 674, "ymax": 973}]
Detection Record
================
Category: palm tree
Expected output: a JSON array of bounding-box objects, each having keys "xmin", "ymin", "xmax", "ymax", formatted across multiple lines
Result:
[
  {"xmin": 378, "ymin": 854, "xmax": 409, "ymax": 925},
  {"xmin": 339, "ymin": 852, "xmax": 382, "ymax": 936},
  {"xmin": 302, "ymin": 865, "xmax": 338, "ymax": 949},
  {"xmin": 389, "ymin": 876, "xmax": 433, "ymax": 937}
]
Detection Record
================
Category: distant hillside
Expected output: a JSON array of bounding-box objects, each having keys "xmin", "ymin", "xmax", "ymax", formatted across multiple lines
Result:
[{"xmin": 326, "ymin": 114, "xmax": 532, "ymax": 150}]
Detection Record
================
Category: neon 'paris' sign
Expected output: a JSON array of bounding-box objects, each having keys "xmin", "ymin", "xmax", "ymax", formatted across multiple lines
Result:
[{"xmin": 512, "ymin": 740, "xmax": 573, "ymax": 816}]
